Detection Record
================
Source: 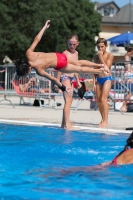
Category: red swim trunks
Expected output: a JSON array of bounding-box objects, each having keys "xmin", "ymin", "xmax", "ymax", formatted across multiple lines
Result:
[{"xmin": 55, "ymin": 52, "xmax": 68, "ymax": 70}]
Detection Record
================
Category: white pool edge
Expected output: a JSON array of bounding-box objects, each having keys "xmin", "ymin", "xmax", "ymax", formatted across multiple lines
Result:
[{"xmin": 0, "ymin": 119, "xmax": 131, "ymax": 134}]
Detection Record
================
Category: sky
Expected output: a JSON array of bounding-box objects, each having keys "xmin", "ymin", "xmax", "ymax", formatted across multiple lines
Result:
[{"xmin": 95, "ymin": 0, "xmax": 132, "ymax": 8}]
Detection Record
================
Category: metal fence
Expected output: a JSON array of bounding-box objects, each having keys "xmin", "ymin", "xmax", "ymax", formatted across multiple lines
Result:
[
  {"xmin": 0, "ymin": 65, "xmax": 62, "ymax": 108},
  {"xmin": 0, "ymin": 62, "xmax": 133, "ymax": 111},
  {"xmin": 111, "ymin": 61, "xmax": 133, "ymax": 111}
]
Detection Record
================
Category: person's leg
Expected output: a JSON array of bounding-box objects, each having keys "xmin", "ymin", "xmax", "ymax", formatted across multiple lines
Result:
[
  {"xmin": 60, "ymin": 79, "xmax": 75, "ymax": 130},
  {"xmin": 99, "ymin": 80, "xmax": 112, "ymax": 127},
  {"xmin": 96, "ymin": 83, "xmax": 103, "ymax": 125},
  {"xmin": 125, "ymin": 54, "xmax": 131, "ymax": 71},
  {"xmin": 67, "ymin": 57, "xmax": 104, "ymax": 68},
  {"xmin": 120, "ymin": 92, "xmax": 132, "ymax": 112},
  {"xmin": 60, "ymin": 63, "xmax": 104, "ymax": 74}
]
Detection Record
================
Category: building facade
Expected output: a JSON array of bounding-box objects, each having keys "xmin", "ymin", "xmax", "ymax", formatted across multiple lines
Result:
[{"xmin": 95, "ymin": 1, "xmax": 133, "ymax": 62}]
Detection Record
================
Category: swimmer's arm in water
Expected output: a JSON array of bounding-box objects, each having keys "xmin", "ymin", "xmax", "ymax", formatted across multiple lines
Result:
[
  {"xmin": 60, "ymin": 162, "xmax": 112, "ymax": 176},
  {"xmin": 26, "ymin": 20, "xmax": 50, "ymax": 53},
  {"xmin": 36, "ymin": 68, "xmax": 73, "ymax": 95},
  {"xmin": 100, "ymin": 161, "xmax": 112, "ymax": 167}
]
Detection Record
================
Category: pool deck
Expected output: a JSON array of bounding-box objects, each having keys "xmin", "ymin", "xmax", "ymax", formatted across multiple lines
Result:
[{"xmin": 0, "ymin": 95, "xmax": 133, "ymax": 133}]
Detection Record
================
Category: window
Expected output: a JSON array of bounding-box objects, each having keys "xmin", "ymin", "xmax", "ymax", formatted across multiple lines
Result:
[{"xmin": 104, "ymin": 6, "xmax": 114, "ymax": 16}]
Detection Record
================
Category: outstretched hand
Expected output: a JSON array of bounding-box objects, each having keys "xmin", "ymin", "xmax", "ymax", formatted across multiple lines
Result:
[
  {"xmin": 99, "ymin": 68, "xmax": 110, "ymax": 76},
  {"xmin": 99, "ymin": 68, "xmax": 104, "ymax": 74},
  {"xmin": 99, "ymin": 64, "xmax": 110, "ymax": 75},
  {"xmin": 45, "ymin": 20, "xmax": 50, "ymax": 29}
]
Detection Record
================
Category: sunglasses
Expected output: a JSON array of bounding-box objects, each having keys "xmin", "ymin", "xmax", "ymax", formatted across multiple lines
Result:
[{"xmin": 68, "ymin": 42, "xmax": 77, "ymax": 47}]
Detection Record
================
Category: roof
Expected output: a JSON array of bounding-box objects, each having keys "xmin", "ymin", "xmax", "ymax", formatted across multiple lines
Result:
[
  {"xmin": 95, "ymin": 1, "xmax": 120, "ymax": 10},
  {"xmin": 102, "ymin": 3, "xmax": 133, "ymax": 24}
]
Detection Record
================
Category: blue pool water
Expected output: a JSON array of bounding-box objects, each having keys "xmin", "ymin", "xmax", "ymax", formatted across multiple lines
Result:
[{"xmin": 0, "ymin": 123, "xmax": 132, "ymax": 199}]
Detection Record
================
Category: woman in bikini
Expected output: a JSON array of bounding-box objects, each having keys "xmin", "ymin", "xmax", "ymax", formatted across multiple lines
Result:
[
  {"xmin": 59, "ymin": 132, "xmax": 133, "ymax": 176},
  {"xmin": 100, "ymin": 131, "xmax": 133, "ymax": 167}
]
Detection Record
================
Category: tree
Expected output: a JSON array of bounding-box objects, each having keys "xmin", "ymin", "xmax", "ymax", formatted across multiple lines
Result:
[{"xmin": 0, "ymin": 0, "xmax": 102, "ymax": 63}]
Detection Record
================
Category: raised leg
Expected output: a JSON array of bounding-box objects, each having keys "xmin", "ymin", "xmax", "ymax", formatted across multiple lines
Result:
[
  {"xmin": 60, "ymin": 63, "xmax": 104, "ymax": 74},
  {"xmin": 68, "ymin": 57, "xmax": 104, "ymax": 68}
]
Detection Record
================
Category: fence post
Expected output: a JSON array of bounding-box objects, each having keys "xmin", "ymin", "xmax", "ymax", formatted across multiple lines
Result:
[
  {"xmin": 0, "ymin": 64, "xmax": 15, "ymax": 108},
  {"xmin": 112, "ymin": 60, "xmax": 133, "ymax": 112}
]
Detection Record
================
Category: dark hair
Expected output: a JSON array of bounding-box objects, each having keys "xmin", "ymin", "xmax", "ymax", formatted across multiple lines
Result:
[
  {"xmin": 96, "ymin": 38, "xmax": 107, "ymax": 46},
  {"xmin": 14, "ymin": 59, "xmax": 30, "ymax": 76},
  {"xmin": 115, "ymin": 132, "xmax": 133, "ymax": 159},
  {"xmin": 68, "ymin": 34, "xmax": 79, "ymax": 41},
  {"xmin": 125, "ymin": 132, "xmax": 133, "ymax": 149},
  {"xmin": 126, "ymin": 47, "xmax": 133, "ymax": 52}
]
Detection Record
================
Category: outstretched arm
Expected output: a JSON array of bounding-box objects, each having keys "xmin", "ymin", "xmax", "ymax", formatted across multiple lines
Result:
[
  {"xmin": 27, "ymin": 20, "xmax": 50, "ymax": 53},
  {"xmin": 57, "ymin": 71, "xmax": 62, "ymax": 81}
]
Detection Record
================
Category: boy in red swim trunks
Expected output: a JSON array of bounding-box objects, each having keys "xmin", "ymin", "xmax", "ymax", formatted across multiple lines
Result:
[{"xmin": 15, "ymin": 20, "xmax": 107, "ymax": 95}]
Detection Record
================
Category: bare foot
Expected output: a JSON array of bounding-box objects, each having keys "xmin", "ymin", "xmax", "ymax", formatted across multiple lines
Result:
[
  {"xmin": 98, "ymin": 123, "xmax": 102, "ymax": 127},
  {"xmin": 62, "ymin": 125, "xmax": 81, "ymax": 130},
  {"xmin": 98, "ymin": 119, "xmax": 103, "ymax": 126},
  {"xmin": 98, "ymin": 122, "xmax": 108, "ymax": 128},
  {"xmin": 120, "ymin": 106, "xmax": 127, "ymax": 112},
  {"xmin": 65, "ymin": 126, "xmax": 81, "ymax": 130},
  {"xmin": 61, "ymin": 123, "xmax": 71, "ymax": 129},
  {"xmin": 70, "ymin": 126, "xmax": 81, "ymax": 130}
]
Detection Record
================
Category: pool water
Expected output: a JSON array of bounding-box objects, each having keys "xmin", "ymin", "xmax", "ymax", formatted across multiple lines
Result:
[{"xmin": 0, "ymin": 123, "xmax": 132, "ymax": 199}]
